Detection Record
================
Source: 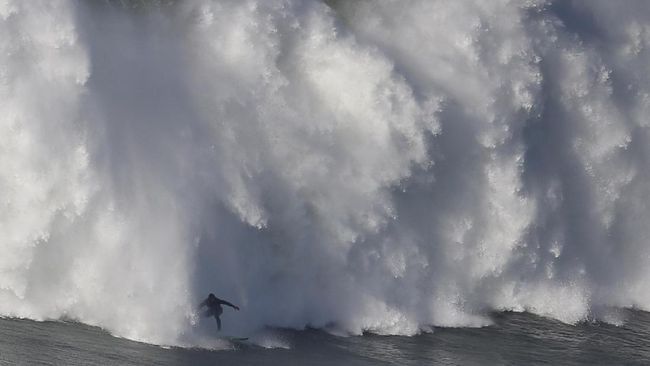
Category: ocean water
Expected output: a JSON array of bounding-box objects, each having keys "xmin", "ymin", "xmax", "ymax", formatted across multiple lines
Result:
[
  {"xmin": 3, "ymin": 0, "xmax": 650, "ymax": 364},
  {"xmin": 3, "ymin": 310, "xmax": 650, "ymax": 365}
]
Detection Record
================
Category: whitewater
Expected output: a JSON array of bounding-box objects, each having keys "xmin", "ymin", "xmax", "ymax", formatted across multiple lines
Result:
[{"xmin": 1, "ymin": 0, "xmax": 650, "ymax": 348}]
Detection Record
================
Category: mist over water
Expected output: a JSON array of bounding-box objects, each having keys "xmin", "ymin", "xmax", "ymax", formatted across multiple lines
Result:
[{"xmin": 2, "ymin": 0, "xmax": 650, "ymax": 346}]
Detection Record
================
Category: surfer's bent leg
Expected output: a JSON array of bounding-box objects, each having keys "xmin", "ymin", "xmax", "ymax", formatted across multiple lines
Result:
[{"xmin": 216, "ymin": 316, "xmax": 222, "ymax": 331}]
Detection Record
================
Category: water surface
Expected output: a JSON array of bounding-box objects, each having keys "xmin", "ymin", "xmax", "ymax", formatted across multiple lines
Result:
[{"xmin": 2, "ymin": 310, "xmax": 650, "ymax": 365}]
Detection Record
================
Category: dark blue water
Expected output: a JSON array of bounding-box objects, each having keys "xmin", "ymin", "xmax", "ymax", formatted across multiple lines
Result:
[{"xmin": 2, "ymin": 310, "xmax": 650, "ymax": 365}]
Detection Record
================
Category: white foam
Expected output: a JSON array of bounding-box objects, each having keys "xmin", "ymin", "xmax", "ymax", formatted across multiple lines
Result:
[{"xmin": 2, "ymin": 0, "xmax": 650, "ymax": 346}]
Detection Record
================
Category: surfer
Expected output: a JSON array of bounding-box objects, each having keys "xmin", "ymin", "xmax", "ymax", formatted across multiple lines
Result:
[{"xmin": 198, "ymin": 293, "xmax": 240, "ymax": 331}]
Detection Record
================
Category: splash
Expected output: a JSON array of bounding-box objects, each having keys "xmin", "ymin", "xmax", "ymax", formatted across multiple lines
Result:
[{"xmin": 1, "ymin": 0, "xmax": 650, "ymax": 345}]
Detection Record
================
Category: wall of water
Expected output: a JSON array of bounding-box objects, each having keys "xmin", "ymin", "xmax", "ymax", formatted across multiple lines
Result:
[{"xmin": 1, "ymin": 0, "xmax": 650, "ymax": 345}]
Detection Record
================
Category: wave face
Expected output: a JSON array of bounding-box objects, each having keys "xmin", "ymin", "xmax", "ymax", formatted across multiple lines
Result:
[{"xmin": 2, "ymin": 0, "xmax": 650, "ymax": 345}]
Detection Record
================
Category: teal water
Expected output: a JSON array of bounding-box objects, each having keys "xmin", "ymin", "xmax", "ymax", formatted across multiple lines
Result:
[{"xmin": 2, "ymin": 310, "xmax": 650, "ymax": 365}]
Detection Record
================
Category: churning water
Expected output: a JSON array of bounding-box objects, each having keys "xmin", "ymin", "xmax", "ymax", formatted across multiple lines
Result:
[
  {"xmin": 2, "ymin": 0, "xmax": 650, "ymax": 362},
  {"xmin": 3, "ymin": 310, "xmax": 650, "ymax": 365}
]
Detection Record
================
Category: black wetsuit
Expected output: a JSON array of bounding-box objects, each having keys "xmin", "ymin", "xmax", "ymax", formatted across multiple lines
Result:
[{"xmin": 199, "ymin": 295, "xmax": 239, "ymax": 330}]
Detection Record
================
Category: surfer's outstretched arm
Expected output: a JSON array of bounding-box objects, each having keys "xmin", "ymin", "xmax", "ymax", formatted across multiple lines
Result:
[{"xmin": 218, "ymin": 299, "xmax": 240, "ymax": 310}]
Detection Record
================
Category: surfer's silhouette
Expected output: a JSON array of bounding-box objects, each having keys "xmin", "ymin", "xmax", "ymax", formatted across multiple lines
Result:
[{"xmin": 198, "ymin": 293, "xmax": 240, "ymax": 331}]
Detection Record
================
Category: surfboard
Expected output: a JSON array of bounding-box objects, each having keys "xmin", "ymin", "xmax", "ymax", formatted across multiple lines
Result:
[
  {"xmin": 219, "ymin": 335, "xmax": 249, "ymax": 343},
  {"xmin": 225, "ymin": 336, "xmax": 249, "ymax": 341}
]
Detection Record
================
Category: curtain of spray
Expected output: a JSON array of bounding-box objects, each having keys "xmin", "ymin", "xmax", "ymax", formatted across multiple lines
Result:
[{"xmin": 1, "ymin": 0, "xmax": 650, "ymax": 345}]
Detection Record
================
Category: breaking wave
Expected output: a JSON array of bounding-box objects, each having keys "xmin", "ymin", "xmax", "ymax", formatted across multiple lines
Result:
[{"xmin": 2, "ymin": 0, "xmax": 650, "ymax": 345}]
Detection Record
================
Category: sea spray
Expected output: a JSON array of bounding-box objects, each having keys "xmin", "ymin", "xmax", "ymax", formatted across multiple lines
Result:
[{"xmin": 1, "ymin": 0, "xmax": 650, "ymax": 346}]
